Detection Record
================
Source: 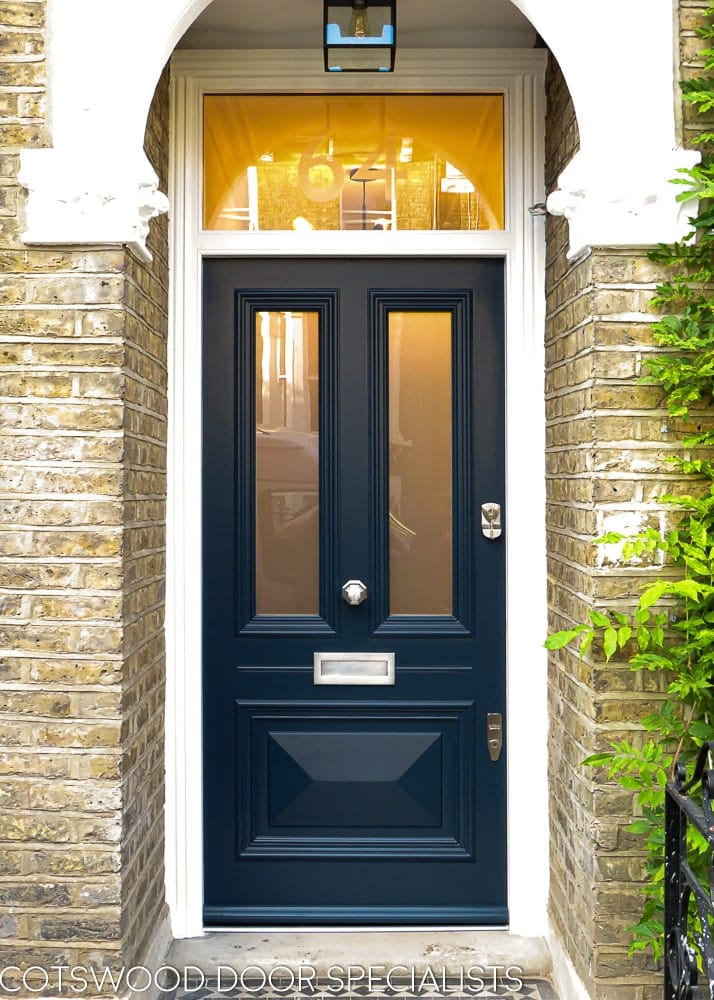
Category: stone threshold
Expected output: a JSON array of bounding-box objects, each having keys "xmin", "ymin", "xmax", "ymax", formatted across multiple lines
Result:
[{"xmin": 166, "ymin": 932, "xmax": 558, "ymax": 998}]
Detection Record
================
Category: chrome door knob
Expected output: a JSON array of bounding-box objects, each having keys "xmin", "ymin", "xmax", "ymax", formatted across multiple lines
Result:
[{"xmin": 342, "ymin": 579, "xmax": 368, "ymax": 605}]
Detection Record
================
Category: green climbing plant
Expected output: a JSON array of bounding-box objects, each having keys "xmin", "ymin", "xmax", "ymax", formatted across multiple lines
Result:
[{"xmin": 545, "ymin": 2, "xmax": 714, "ymax": 961}]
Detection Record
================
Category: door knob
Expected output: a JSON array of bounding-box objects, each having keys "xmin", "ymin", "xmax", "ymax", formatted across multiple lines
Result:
[{"xmin": 342, "ymin": 579, "xmax": 368, "ymax": 605}]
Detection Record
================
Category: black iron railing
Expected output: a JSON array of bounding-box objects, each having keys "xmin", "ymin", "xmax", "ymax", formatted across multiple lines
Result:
[{"xmin": 665, "ymin": 741, "xmax": 714, "ymax": 999}]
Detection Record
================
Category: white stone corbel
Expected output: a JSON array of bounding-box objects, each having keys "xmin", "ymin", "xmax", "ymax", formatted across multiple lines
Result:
[
  {"xmin": 18, "ymin": 147, "xmax": 169, "ymax": 262},
  {"xmin": 546, "ymin": 147, "xmax": 702, "ymax": 260}
]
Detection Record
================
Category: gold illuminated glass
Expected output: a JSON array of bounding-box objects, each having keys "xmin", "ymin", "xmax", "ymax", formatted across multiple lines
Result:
[
  {"xmin": 204, "ymin": 94, "xmax": 504, "ymax": 232},
  {"xmin": 255, "ymin": 311, "xmax": 319, "ymax": 615},
  {"xmin": 388, "ymin": 312, "xmax": 453, "ymax": 615}
]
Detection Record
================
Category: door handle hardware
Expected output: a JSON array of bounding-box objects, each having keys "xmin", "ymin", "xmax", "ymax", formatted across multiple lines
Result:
[
  {"xmin": 481, "ymin": 502, "xmax": 502, "ymax": 540},
  {"xmin": 487, "ymin": 712, "xmax": 503, "ymax": 762},
  {"xmin": 342, "ymin": 579, "xmax": 368, "ymax": 605}
]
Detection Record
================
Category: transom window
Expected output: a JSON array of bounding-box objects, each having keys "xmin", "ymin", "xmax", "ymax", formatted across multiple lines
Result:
[{"xmin": 203, "ymin": 94, "xmax": 505, "ymax": 232}]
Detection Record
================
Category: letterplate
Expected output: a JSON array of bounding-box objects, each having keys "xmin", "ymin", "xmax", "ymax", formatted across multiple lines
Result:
[{"xmin": 313, "ymin": 652, "xmax": 396, "ymax": 685}]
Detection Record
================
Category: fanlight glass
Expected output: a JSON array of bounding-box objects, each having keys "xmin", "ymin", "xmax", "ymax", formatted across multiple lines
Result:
[{"xmin": 204, "ymin": 94, "xmax": 504, "ymax": 232}]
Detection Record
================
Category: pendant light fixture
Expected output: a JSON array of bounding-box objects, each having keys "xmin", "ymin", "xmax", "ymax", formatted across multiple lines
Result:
[{"xmin": 323, "ymin": 0, "xmax": 396, "ymax": 72}]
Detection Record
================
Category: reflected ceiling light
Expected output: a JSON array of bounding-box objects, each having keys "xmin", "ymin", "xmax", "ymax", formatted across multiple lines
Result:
[
  {"xmin": 259, "ymin": 152, "xmax": 274, "ymax": 162},
  {"xmin": 292, "ymin": 216, "xmax": 314, "ymax": 231},
  {"xmin": 219, "ymin": 207, "xmax": 251, "ymax": 220},
  {"xmin": 324, "ymin": 0, "xmax": 396, "ymax": 73},
  {"xmin": 399, "ymin": 137, "xmax": 413, "ymax": 163},
  {"xmin": 441, "ymin": 161, "xmax": 475, "ymax": 194}
]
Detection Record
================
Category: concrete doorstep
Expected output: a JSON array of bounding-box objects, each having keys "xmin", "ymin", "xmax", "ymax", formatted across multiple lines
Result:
[{"xmin": 165, "ymin": 932, "xmax": 559, "ymax": 999}]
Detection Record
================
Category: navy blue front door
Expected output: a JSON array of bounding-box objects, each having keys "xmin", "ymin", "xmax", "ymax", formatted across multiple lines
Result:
[{"xmin": 202, "ymin": 258, "xmax": 506, "ymax": 924}]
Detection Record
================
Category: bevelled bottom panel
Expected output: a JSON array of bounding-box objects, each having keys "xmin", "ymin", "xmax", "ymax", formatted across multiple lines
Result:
[
  {"xmin": 268, "ymin": 730, "xmax": 442, "ymax": 827},
  {"xmin": 236, "ymin": 701, "xmax": 474, "ymax": 859}
]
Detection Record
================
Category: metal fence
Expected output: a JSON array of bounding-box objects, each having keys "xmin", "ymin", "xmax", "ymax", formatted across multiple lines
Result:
[{"xmin": 665, "ymin": 741, "xmax": 714, "ymax": 999}]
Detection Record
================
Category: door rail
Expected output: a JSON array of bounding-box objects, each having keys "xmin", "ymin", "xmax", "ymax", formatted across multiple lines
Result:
[{"xmin": 664, "ymin": 741, "xmax": 714, "ymax": 999}]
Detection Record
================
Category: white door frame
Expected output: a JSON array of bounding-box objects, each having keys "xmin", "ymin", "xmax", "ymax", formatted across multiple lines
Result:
[{"xmin": 166, "ymin": 48, "xmax": 548, "ymax": 939}]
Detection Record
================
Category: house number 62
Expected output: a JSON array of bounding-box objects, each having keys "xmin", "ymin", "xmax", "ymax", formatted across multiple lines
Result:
[{"xmin": 297, "ymin": 136, "xmax": 404, "ymax": 203}]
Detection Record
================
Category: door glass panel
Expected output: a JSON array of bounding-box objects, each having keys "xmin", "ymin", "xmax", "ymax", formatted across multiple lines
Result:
[
  {"xmin": 255, "ymin": 311, "xmax": 319, "ymax": 614},
  {"xmin": 388, "ymin": 312, "xmax": 452, "ymax": 615},
  {"xmin": 204, "ymin": 94, "xmax": 504, "ymax": 231}
]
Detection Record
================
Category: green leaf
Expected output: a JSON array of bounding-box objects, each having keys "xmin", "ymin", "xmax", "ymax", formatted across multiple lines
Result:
[
  {"xmin": 603, "ymin": 627, "xmax": 618, "ymax": 661},
  {"xmin": 689, "ymin": 720, "xmax": 714, "ymax": 739},
  {"xmin": 618, "ymin": 626, "xmax": 633, "ymax": 648},
  {"xmin": 673, "ymin": 579, "xmax": 707, "ymax": 600},
  {"xmin": 682, "ymin": 557, "xmax": 710, "ymax": 576},
  {"xmin": 620, "ymin": 775, "xmax": 645, "ymax": 790},
  {"xmin": 582, "ymin": 752, "xmax": 615, "ymax": 767},
  {"xmin": 639, "ymin": 580, "xmax": 667, "ymax": 610},
  {"xmin": 628, "ymin": 819, "xmax": 653, "ymax": 834},
  {"xmin": 636, "ymin": 626, "xmax": 650, "ymax": 651},
  {"xmin": 544, "ymin": 626, "xmax": 588, "ymax": 650},
  {"xmin": 589, "ymin": 610, "xmax": 611, "ymax": 628},
  {"xmin": 579, "ymin": 631, "xmax": 594, "ymax": 657}
]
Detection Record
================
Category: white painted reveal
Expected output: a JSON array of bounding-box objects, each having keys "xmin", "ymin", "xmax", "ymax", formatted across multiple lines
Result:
[{"xmin": 19, "ymin": 0, "xmax": 695, "ymax": 258}]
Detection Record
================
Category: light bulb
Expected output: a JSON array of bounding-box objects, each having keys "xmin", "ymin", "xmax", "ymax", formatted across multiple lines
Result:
[{"xmin": 349, "ymin": 0, "xmax": 371, "ymax": 37}]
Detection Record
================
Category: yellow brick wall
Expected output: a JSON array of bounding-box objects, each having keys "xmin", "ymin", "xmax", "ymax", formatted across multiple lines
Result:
[
  {"xmin": 680, "ymin": 0, "xmax": 714, "ymax": 147},
  {"xmin": 0, "ymin": 0, "xmax": 170, "ymax": 982},
  {"xmin": 544, "ymin": 7, "xmax": 709, "ymax": 989},
  {"xmin": 119, "ymin": 65, "xmax": 170, "ymax": 971}
]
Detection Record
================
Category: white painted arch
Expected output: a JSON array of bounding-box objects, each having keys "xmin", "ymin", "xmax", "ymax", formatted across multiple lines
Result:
[{"xmin": 20, "ymin": 0, "xmax": 698, "ymax": 258}]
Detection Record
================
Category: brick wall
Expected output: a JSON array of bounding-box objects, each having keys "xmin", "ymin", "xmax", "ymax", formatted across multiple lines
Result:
[
  {"xmin": 0, "ymin": 238, "xmax": 128, "ymax": 978},
  {"xmin": 0, "ymin": 0, "xmax": 170, "ymax": 981},
  {"xmin": 0, "ymin": 0, "xmax": 46, "ymax": 160},
  {"xmin": 544, "ymin": 246, "xmax": 674, "ymax": 1000},
  {"xmin": 119, "ymin": 65, "xmax": 170, "ymax": 971},
  {"xmin": 679, "ymin": 0, "xmax": 714, "ymax": 147},
  {"xmin": 544, "ymin": 15, "xmax": 706, "ymax": 992}
]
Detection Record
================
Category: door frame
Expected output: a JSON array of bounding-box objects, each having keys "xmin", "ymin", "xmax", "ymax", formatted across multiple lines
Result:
[{"xmin": 166, "ymin": 47, "xmax": 548, "ymax": 939}]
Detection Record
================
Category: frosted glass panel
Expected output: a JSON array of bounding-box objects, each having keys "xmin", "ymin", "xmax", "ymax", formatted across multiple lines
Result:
[
  {"xmin": 255, "ymin": 311, "xmax": 319, "ymax": 614},
  {"xmin": 388, "ymin": 312, "xmax": 452, "ymax": 615},
  {"xmin": 204, "ymin": 94, "xmax": 504, "ymax": 231}
]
